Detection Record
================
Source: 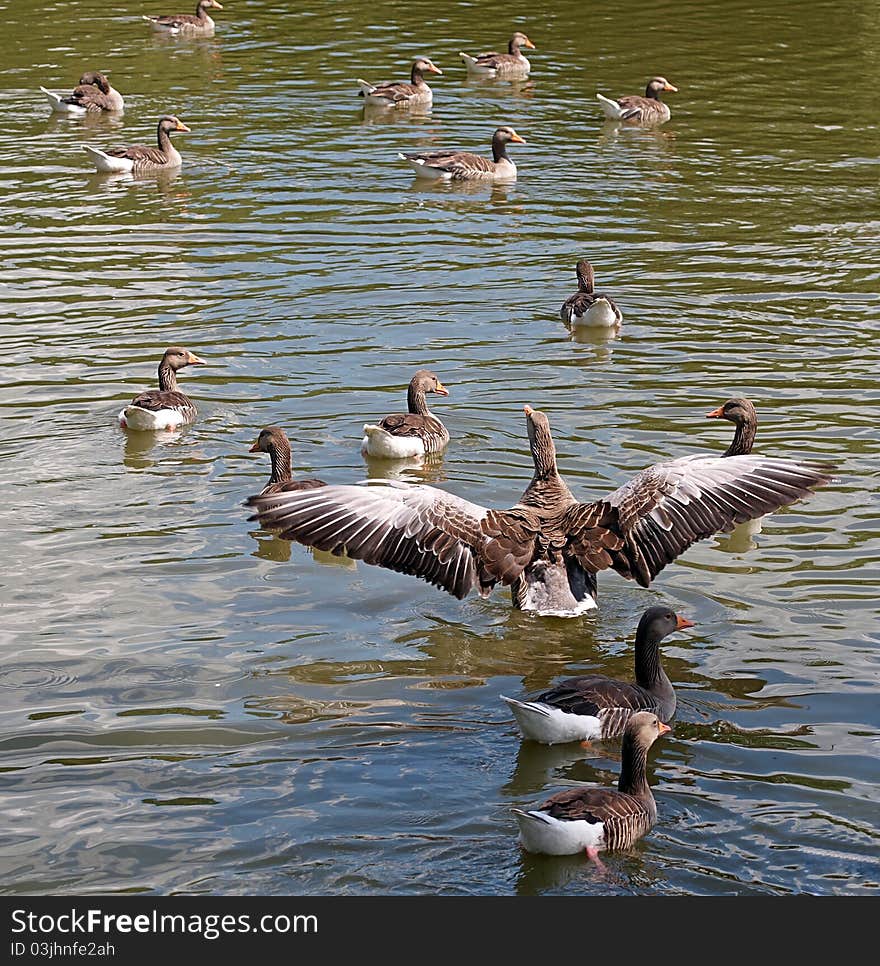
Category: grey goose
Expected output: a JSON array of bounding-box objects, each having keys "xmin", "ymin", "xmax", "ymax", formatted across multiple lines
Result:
[
  {"xmin": 597, "ymin": 76, "xmax": 678, "ymax": 124},
  {"xmin": 246, "ymin": 404, "xmax": 833, "ymax": 618},
  {"xmin": 513, "ymin": 711, "xmax": 670, "ymax": 860}
]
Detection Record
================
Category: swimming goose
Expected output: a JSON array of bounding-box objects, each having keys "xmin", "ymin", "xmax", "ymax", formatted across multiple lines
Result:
[
  {"xmin": 361, "ymin": 369, "xmax": 450, "ymax": 459},
  {"xmin": 83, "ymin": 115, "xmax": 190, "ymax": 173},
  {"xmin": 706, "ymin": 398, "xmax": 757, "ymax": 457},
  {"xmin": 144, "ymin": 0, "xmax": 223, "ymax": 33},
  {"xmin": 597, "ymin": 77, "xmax": 678, "ymax": 124},
  {"xmin": 250, "ymin": 427, "xmax": 326, "ymax": 495},
  {"xmin": 357, "ymin": 58, "xmax": 442, "ymax": 109},
  {"xmin": 40, "ymin": 71, "xmax": 124, "ymax": 114},
  {"xmin": 513, "ymin": 711, "xmax": 670, "ymax": 859},
  {"xmin": 560, "ymin": 259, "xmax": 623, "ymax": 328},
  {"xmin": 118, "ymin": 346, "xmax": 205, "ymax": 431},
  {"xmin": 501, "ymin": 607, "xmax": 690, "ymax": 744},
  {"xmin": 460, "ymin": 32, "xmax": 535, "ymax": 77},
  {"xmin": 246, "ymin": 404, "xmax": 832, "ymax": 617},
  {"xmin": 399, "ymin": 126, "xmax": 525, "ymax": 182}
]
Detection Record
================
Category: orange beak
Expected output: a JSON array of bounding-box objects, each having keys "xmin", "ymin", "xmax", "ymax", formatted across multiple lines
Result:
[
  {"xmin": 658, "ymin": 722, "xmax": 672, "ymax": 735},
  {"xmin": 248, "ymin": 440, "xmax": 261, "ymax": 453},
  {"xmin": 523, "ymin": 404, "xmax": 534, "ymax": 416},
  {"xmin": 663, "ymin": 82, "xmax": 678, "ymax": 92},
  {"xmin": 434, "ymin": 381, "xmax": 449, "ymax": 396},
  {"xmin": 705, "ymin": 406, "xmax": 724, "ymax": 419},
  {"xmin": 176, "ymin": 120, "xmax": 192, "ymax": 132},
  {"xmin": 676, "ymin": 614, "xmax": 695, "ymax": 631},
  {"xmin": 428, "ymin": 64, "xmax": 443, "ymax": 75},
  {"xmin": 212, "ymin": 1, "xmax": 224, "ymax": 8},
  {"xmin": 187, "ymin": 352, "xmax": 206, "ymax": 365},
  {"xmin": 509, "ymin": 132, "xmax": 526, "ymax": 144},
  {"xmin": 523, "ymin": 38, "xmax": 536, "ymax": 49}
]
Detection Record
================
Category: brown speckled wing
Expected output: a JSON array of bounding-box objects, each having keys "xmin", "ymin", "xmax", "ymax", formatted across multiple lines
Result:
[
  {"xmin": 378, "ymin": 413, "xmax": 437, "ymax": 437},
  {"xmin": 68, "ymin": 85, "xmax": 114, "ymax": 112},
  {"xmin": 106, "ymin": 144, "xmax": 170, "ymax": 165},
  {"xmin": 128, "ymin": 389, "xmax": 195, "ymax": 415},
  {"xmin": 564, "ymin": 454, "xmax": 833, "ymax": 587},
  {"xmin": 246, "ymin": 481, "xmax": 538, "ymax": 599},
  {"xmin": 403, "ymin": 150, "xmax": 496, "ymax": 181},
  {"xmin": 541, "ymin": 787, "xmax": 655, "ymax": 849},
  {"xmin": 151, "ymin": 14, "xmax": 203, "ymax": 27},
  {"xmin": 536, "ymin": 676, "xmax": 659, "ymax": 718},
  {"xmin": 368, "ymin": 81, "xmax": 419, "ymax": 102}
]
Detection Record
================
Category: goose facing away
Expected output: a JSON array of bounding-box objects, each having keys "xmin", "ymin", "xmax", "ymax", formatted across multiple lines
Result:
[
  {"xmin": 513, "ymin": 712, "xmax": 670, "ymax": 859},
  {"xmin": 560, "ymin": 259, "xmax": 623, "ymax": 328},
  {"xmin": 361, "ymin": 369, "xmax": 450, "ymax": 459},
  {"xmin": 249, "ymin": 427, "xmax": 327, "ymax": 495},
  {"xmin": 246, "ymin": 404, "xmax": 833, "ymax": 617},
  {"xmin": 83, "ymin": 115, "xmax": 190, "ymax": 173},
  {"xmin": 118, "ymin": 346, "xmax": 205, "ymax": 431},
  {"xmin": 144, "ymin": 0, "xmax": 223, "ymax": 33},
  {"xmin": 41, "ymin": 71, "xmax": 124, "ymax": 114},
  {"xmin": 357, "ymin": 58, "xmax": 442, "ymax": 109},
  {"xmin": 460, "ymin": 32, "xmax": 535, "ymax": 77},
  {"xmin": 398, "ymin": 126, "xmax": 525, "ymax": 182},
  {"xmin": 707, "ymin": 397, "xmax": 757, "ymax": 457},
  {"xmin": 502, "ymin": 607, "xmax": 691, "ymax": 745},
  {"xmin": 597, "ymin": 77, "xmax": 678, "ymax": 124}
]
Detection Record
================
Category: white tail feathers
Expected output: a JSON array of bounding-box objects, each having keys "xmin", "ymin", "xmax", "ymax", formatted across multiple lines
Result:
[
  {"xmin": 82, "ymin": 145, "xmax": 131, "ymax": 173},
  {"xmin": 597, "ymin": 92, "xmax": 626, "ymax": 119},
  {"xmin": 356, "ymin": 79, "xmax": 376, "ymax": 96}
]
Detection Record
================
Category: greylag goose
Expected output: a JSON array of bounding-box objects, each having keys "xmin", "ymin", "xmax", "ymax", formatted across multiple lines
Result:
[
  {"xmin": 40, "ymin": 71, "xmax": 124, "ymax": 114},
  {"xmin": 246, "ymin": 404, "xmax": 833, "ymax": 617},
  {"xmin": 460, "ymin": 32, "xmax": 535, "ymax": 77},
  {"xmin": 560, "ymin": 259, "xmax": 623, "ymax": 329},
  {"xmin": 144, "ymin": 0, "xmax": 223, "ymax": 33},
  {"xmin": 361, "ymin": 369, "xmax": 450, "ymax": 459},
  {"xmin": 357, "ymin": 58, "xmax": 442, "ymax": 109},
  {"xmin": 118, "ymin": 346, "xmax": 205, "ymax": 431},
  {"xmin": 502, "ymin": 607, "xmax": 690, "ymax": 744},
  {"xmin": 83, "ymin": 115, "xmax": 190, "ymax": 173},
  {"xmin": 513, "ymin": 712, "xmax": 670, "ymax": 859},
  {"xmin": 597, "ymin": 77, "xmax": 678, "ymax": 124},
  {"xmin": 250, "ymin": 427, "xmax": 326, "ymax": 495},
  {"xmin": 398, "ymin": 126, "xmax": 525, "ymax": 182},
  {"xmin": 706, "ymin": 398, "xmax": 757, "ymax": 457}
]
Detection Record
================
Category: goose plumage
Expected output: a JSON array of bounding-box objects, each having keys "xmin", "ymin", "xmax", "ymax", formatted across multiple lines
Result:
[
  {"xmin": 398, "ymin": 126, "xmax": 525, "ymax": 182},
  {"xmin": 597, "ymin": 76, "xmax": 678, "ymax": 124},
  {"xmin": 459, "ymin": 31, "xmax": 535, "ymax": 77},
  {"xmin": 357, "ymin": 58, "xmax": 442, "ymax": 109},
  {"xmin": 560, "ymin": 259, "xmax": 623, "ymax": 329},
  {"xmin": 250, "ymin": 427, "xmax": 327, "ymax": 495},
  {"xmin": 501, "ymin": 607, "xmax": 691, "ymax": 744},
  {"xmin": 513, "ymin": 712, "xmax": 670, "ymax": 858},
  {"xmin": 706, "ymin": 397, "xmax": 757, "ymax": 457},
  {"xmin": 118, "ymin": 346, "xmax": 205, "ymax": 431},
  {"xmin": 40, "ymin": 71, "xmax": 124, "ymax": 114},
  {"xmin": 144, "ymin": 0, "xmax": 223, "ymax": 33},
  {"xmin": 361, "ymin": 369, "xmax": 450, "ymax": 459},
  {"xmin": 83, "ymin": 115, "xmax": 190, "ymax": 173},
  {"xmin": 246, "ymin": 404, "xmax": 833, "ymax": 617}
]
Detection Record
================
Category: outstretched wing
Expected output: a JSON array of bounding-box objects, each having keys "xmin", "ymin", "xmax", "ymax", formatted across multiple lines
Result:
[
  {"xmin": 563, "ymin": 454, "xmax": 834, "ymax": 586},
  {"xmin": 246, "ymin": 480, "xmax": 537, "ymax": 599}
]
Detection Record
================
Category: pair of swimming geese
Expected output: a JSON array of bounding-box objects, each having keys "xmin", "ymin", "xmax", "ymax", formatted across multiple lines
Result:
[{"xmin": 119, "ymin": 347, "xmax": 829, "ymax": 859}]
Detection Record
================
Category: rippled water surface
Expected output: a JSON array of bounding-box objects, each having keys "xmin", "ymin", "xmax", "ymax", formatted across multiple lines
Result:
[{"xmin": 1, "ymin": 0, "xmax": 878, "ymax": 896}]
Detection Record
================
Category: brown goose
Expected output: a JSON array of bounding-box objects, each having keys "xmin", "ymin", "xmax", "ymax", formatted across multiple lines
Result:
[
  {"xmin": 560, "ymin": 259, "xmax": 623, "ymax": 329},
  {"xmin": 249, "ymin": 427, "xmax": 326, "ymax": 495},
  {"xmin": 502, "ymin": 607, "xmax": 691, "ymax": 744},
  {"xmin": 118, "ymin": 346, "xmax": 205, "ymax": 431},
  {"xmin": 460, "ymin": 32, "xmax": 536, "ymax": 77},
  {"xmin": 144, "ymin": 0, "xmax": 223, "ymax": 34},
  {"xmin": 706, "ymin": 398, "xmax": 757, "ymax": 457},
  {"xmin": 357, "ymin": 58, "xmax": 442, "ymax": 109},
  {"xmin": 83, "ymin": 115, "xmax": 190, "ymax": 174},
  {"xmin": 597, "ymin": 76, "xmax": 678, "ymax": 124},
  {"xmin": 513, "ymin": 712, "xmax": 670, "ymax": 859},
  {"xmin": 41, "ymin": 71, "xmax": 124, "ymax": 114},
  {"xmin": 361, "ymin": 369, "xmax": 450, "ymax": 459},
  {"xmin": 246, "ymin": 404, "xmax": 833, "ymax": 617},
  {"xmin": 398, "ymin": 126, "xmax": 525, "ymax": 182}
]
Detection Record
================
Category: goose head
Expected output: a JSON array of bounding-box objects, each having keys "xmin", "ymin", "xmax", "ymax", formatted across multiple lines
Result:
[
  {"xmin": 646, "ymin": 76, "xmax": 678, "ymax": 97},
  {"xmin": 413, "ymin": 57, "xmax": 443, "ymax": 76},
  {"xmin": 249, "ymin": 426, "xmax": 289, "ymax": 454},
  {"xmin": 78, "ymin": 71, "xmax": 111, "ymax": 93},
  {"xmin": 510, "ymin": 32, "xmax": 536, "ymax": 51},
  {"xmin": 410, "ymin": 369, "xmax": 449, "ymax": 396},
  {"xmin": 162, "ymin": 346, "xmax": 205, "ymax": 370},
  {"xmin": 705, "ymin": 397, "xmax": 756, "ymax": 426},
  {"xmin": 493, "ymin": 125, "xmax": 526, "ymax": 147},
  {"xmin": 624, "ymin": 711, "xmax": 672, "ymax": 752},
  {"xmin": 159, "ymin": 115, "xmax": 191, "ymax": 136},
  {"xmin": 637, "ymin": 605, "xmax": 695, "ymax": 643}
]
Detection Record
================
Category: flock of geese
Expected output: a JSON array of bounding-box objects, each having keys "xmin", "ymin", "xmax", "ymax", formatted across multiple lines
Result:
[{"xmin": 50, "ymin": 8, "xmax": 836, "ymax": 867}]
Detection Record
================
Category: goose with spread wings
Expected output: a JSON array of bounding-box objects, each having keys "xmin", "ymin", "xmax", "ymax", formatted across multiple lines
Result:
[{"xmin": 246, "ymin": 405, "xmax": 833, "ymax": 617}]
